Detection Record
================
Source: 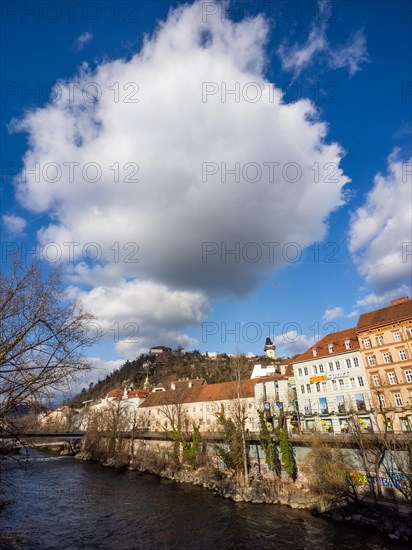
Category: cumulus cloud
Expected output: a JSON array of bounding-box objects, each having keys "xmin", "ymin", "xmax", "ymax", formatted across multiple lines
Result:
[
  {"xmin": 278, "ymin": 1, "xmax": 369, "ymax": 77},
  {"xmin": 355, "ymin": 285, "xmax": 411, "ymax": 309},
  {"xmin": 322, "ymin": 305, "xmax": 359, "ymax": 322},
  {"xmin": 11, "ymin": 1, "xmax": 349, "ymax": 355},
  {"xmin": 349, "ymin": 150, "xmax": 412, "ymax": 293},
  {"xmin": 74, "ymin": 32, "xmax": 93, "ymax": 51},
  {"xmin": 68, "ymin": 279, "xmax": 209, "ymax": 358},
  {"xmin": 322, "ymin": 306, "xmax": 344, "ymax": 321},
  {"xmin": 273, "ymin": 332, "xmax": 313, "ymax": 357},
  {"xmin": 2, "ymin": 213, "xmax": 27, "ymax": 236}
]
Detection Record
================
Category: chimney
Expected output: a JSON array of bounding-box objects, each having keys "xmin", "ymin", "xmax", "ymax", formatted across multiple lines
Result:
[{"xmin": 391, "ymin": 296, "xmax": 409, "ymax": 306}]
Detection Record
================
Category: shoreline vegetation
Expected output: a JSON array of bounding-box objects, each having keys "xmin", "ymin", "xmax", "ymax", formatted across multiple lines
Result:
[{"xmin": 33, "ymin": 439, "xmax": 412, "ymax": 543}]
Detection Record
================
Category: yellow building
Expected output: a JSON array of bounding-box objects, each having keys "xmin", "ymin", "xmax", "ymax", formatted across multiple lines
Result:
[{"xmin": 356, "ymin": 297, "xmax": 412, "ymax": 431}]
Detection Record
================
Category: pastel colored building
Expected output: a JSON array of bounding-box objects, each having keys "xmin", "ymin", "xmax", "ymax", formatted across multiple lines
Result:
[{"xmin": 356, "ymin": 297, "xmax": 412, "ymax": 432}]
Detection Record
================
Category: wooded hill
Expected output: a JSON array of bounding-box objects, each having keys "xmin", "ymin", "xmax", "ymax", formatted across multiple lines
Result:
[{"xmin": 67, "ymin": 351, "xmax": 280, "ymax": 408}]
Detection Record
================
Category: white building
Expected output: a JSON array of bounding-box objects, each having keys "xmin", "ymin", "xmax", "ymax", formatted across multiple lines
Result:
[{"xmin": 293, "ymin": 327, "xmax": 375, "ymax": 433}]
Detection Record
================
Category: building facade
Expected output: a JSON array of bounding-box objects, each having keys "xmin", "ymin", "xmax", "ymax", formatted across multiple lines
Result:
[
  {"xmin": 137, "ymin": 376, "xmax": 294, "ymax": 434},
  {"xmin": 356, "ymin": 297, "xmax": 412, "ymax": 432},
  {"xmin": 293, "ymin": 328, "xmax": 375, "ymax": 433}
]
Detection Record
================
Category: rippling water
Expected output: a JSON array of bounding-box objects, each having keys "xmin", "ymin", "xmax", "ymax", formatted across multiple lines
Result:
[{"xmin": 0, "ymin": 450, "xmax": 405, "ymax": 549}]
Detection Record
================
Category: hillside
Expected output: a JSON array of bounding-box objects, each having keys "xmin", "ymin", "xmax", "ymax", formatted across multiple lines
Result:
[
  {"xmin": 67, "ymin": 351, "xmax": 276, "ymax": 407},
  {"xmin": 67, "ymin": 350, "xmax": 282, "ymax": 408}
]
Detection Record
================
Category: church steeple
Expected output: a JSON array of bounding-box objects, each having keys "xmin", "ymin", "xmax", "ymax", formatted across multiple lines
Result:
[{"xmin": 143, "ymin": 374, "xmax": 150, "ymax": 390}]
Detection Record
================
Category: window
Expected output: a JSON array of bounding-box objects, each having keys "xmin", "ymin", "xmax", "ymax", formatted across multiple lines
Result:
[
  {"xmin": 313, "ymin": 348, "xmax": 318, "ymax": 357},
  {"xmin": 393, "ymin": 393, "xmax": 403, "ymax": 407},
  {"xmin": 319, "ymin": 364, "xmax": 324, "ymax": 373},
  {"xmin": 345, "ymin": 339, "xmax": 351, "ymax": 350},
  {"xmin": 353, "ymin": 357, "xmax": 359, "ymax": 368},
  {"xmin": 377, "ymin": 335, "xmax": 383, "ymax": 346},
  {"xmin": 363, "ymin": 339, "xmax": 371, "ymax": 349},
  {"xmin": 328, "ymin": 343, "xmax": 334, "ymax": 353},
  {"xmin": 409, "ymin": 328, "xmax": 412, "ymax": 339},
  {"xmin": 303, "ymin": 400, "xmax": 312, "ymax": 415},
  {"xmin": 319, "ymin": 397, "xmax": 328, "ymax": 414},
  {"xmin": 404, "ymin": 370, "xmax": 412, "ymax": 383},
  {"xmin": 339, "ymin": 379, "xmax": 345, "ymax": 388},
  {"xmin": 350, "ymin": 377, "xmax": 356, "ymax": 389},
  {"xmin": 332, "ymin": 379, "xmax": 337, "ymax": 390},
  {"xmin": 315, "ymin": 382, "xmax": 321, "ymax": 392},
  {"xmin": 313, "ymin": 365, "xmax": 318, "ymax": 374},
  {"xmin": 378, "ymin": 394, "xmax": 386, "ymax": 408},
  {"xmin": 387, "ymin": 372, "xmax": 397, "ymax": 385},
  {"xmin": 300, "ymin": 385, "xmax": 305, "ymax": 394},
  {"xmin": 372, "ymin": 374, "xmax": 381, "ymax": 386},
  {"xmin": 358, "ymin": 376, "xmax": 365, "ymax": 387},
  {"xmin": 335, "ymin": 361, "xmax": 341, "ymax": 371},
  {"xmin": 393, "ymin": 332, "xmax": 401, "ymax": 342},
  {"xmin": 329, "ymin": 362, "xmax": 334, "ymax": 372},
  {"xmin": 306, "ymin": 384, "xmax": 311, "ymax": 394},
  {"xmin": 355, "ymin": 393, "xmax": 366, "ymax": 411},
  {"xmin": 298, "ymin": 368, "xmax": 303, "ymax": 377},
  {"xmin": 304, "ymin": 367, "xmax": 309, "ymax": 376},
  {"xmin": 367, "ymin": 355, "xmax": 376, "ymax": 367},
  {"xmin": 382, "ymin": 352, "xmax": 392, "ymax": 364},
  {"xmin": 399, "ymin": 349, "xmax": 408, "ymax": 361},
  {"xmin": 346, "ymin": 358, "xmax": 352, "ymax": 369},
  {"xmin": 336, "ymin": 395, "xmax": 346, "ymax": 413}
]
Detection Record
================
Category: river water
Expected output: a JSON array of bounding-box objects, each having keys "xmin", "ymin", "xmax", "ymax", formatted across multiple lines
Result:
[{"xmin": 0, "ymin": 449, "xmax": 406, "ymax": 549}]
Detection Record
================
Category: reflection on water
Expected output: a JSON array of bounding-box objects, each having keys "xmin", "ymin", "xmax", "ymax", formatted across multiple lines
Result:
[{"xmin": 0, "ymin": 450, "xmax": 404, "ymax": 549}]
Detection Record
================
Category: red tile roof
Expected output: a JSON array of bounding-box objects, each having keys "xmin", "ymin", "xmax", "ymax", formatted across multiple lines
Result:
[
  {"xmin": 157, "ymin": 378, "xmax": 206, "ymax": 391},
  {"xmin": 356, "ymin": 299, "xmax": 412, "ymax": 330},
  {"xmin": 127, "ymin": 389, "xmax": 149, "ymax": 399},
  {"xmin": 139, "ymin": 376, "xmax": 285, "ymax": 408},
  {"xmin": 106, "ymin": 388, "xmax": 123, "ymax": 399},
  {"xmin": 293, "ymin": 327, "xmax": 360, "ymax": 363}
]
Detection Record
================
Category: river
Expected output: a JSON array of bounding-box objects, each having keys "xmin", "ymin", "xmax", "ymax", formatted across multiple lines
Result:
[{"xmin": 0, "ymin": 449, "xmax": 406, "ymax": 549}]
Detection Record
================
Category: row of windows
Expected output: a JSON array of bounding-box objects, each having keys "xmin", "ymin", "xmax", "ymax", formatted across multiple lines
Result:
[
  {"xmin": 297, "ymin": 357, "xmax": 360, "ymax": 377},
  {"xmin": 300, "ymin": 376, "xmax": 365, "ymax": 394},
  {"xmin": 378, "ymin": 392, "xmax": 404, "ymax": 408},
  {"xmin": 363, "ymin": 329, "xmax": 412, "ymax": 349},
  {"xmin": 371, "ymin": 369, "xmax": 412, "ymax": 386},
  {"xmin": 301, "ymin": 393, "xmax": 367, "ymax": 415},
  {"xmin": 366, "ymin": 348, "xmax": 409, "ymax": 366},
  {"xmin": 314, "ymin": 339, "xmax": 355, "ymax": 356}
]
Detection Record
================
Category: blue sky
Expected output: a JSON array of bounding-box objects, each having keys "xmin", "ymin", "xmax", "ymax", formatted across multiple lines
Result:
[{"xmin": 1, "ymin": 0, "xmax": 411, "ymax": 381}]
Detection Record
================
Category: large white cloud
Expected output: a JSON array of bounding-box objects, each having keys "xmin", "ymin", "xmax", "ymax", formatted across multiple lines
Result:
[
  {"xmin": 349, "ymin": 150, "xmax": 412, "ymax": 293},
  {"xmin": 12, "ymin": 1, "xmax": 350, "ymax": 356}
]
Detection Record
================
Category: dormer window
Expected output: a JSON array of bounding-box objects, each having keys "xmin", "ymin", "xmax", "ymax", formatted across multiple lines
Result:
[
  {"xmin": 328, "ymin": 343, "xmax": 334, "ymax": 353},
  {"xmin": 313, "ymin": 347, "xmax": 318, "ymax": 357},
  {"xmin": 345, "ymin": 339, "xmax": 351, "ymax": 350}
]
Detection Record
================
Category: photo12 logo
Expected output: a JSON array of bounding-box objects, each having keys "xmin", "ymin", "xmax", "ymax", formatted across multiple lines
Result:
[
  {"xmin": 2, "ymin": 161, "xmax": 139, "ymax": 184},
  {"xmin": 201, "ymin": 241, "xmax": 339, "ymax": 264},
  {"xmin": 201, "ymin": 320, "xmax": 339, "ymax": 345},
  {"xmin": 1, "ymin": 241, "xmax": 140, "ymax": 265}
]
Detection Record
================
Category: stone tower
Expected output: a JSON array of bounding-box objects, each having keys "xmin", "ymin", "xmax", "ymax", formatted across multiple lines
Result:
[{"xmin": 264, "ymin": 337, "xmax": 276, "ymax": 359}]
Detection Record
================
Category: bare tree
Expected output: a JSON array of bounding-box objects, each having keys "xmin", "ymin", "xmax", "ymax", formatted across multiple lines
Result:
[
  {"xmin": 158, "ymin": 385, "xmax": 191, "ymax": 462},
  {"xmin": 0, "ymin": 258, "xmax": 98, "ymax": 446},
  {"xmin": 214, "ymin": 354, "xmax": 250, "ymax": 486}
]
